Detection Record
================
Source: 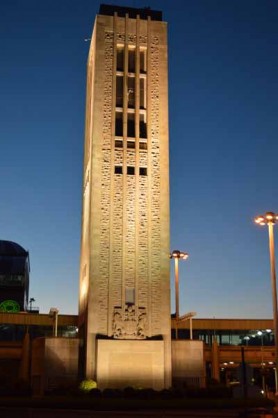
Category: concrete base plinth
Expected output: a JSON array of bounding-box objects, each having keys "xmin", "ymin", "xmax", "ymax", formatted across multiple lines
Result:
[
  {"xmin": 31, "ymin": 337, "xmax": 79, "ymax": 395},
  {"xmin": 96, "ymin": 339, "xmax": 165, "ymax": 390},
  {"xmin": 172, "ymin": 340, "xmax": 205, "ymax": 388}
]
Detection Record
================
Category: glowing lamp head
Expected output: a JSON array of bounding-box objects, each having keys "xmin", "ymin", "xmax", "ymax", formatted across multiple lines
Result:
[
  {"xmin": 170, "ymin": 250, "xmax": 189, "ymax": 260},
  {"xmin": 266, "ymin": 212, "xmax": 274, "ymax": 220},
  {"xmin": 180, "ymin": 252, "xmax": 189, "ymax": 260},
  {"xmin": 255, "ymin": 216, "xmax": 264, "ymax": 224},
  {"xmin": 254, "ymin": 212, "xmax": 277, "ymax": 226},
  {"xmin": 266, "ymin": 212, "xmax": 276, "ymax": 224}
]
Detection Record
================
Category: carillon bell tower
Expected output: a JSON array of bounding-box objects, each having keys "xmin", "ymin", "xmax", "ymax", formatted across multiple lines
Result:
[{"xmin": 79, "ymin": 4, "xmax": 171, "ymax": 389}]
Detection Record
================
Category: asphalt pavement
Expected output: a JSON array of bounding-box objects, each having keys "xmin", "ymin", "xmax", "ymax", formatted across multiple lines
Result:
[{"xmin": 0, "ymin": 407, "xmax": 275, "ymax": 418}]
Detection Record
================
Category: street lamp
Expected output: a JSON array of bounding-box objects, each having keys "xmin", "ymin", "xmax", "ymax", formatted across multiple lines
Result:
[
  {"xmin": 243, "ymin": 336, "xmax": 250, "ymax": 345},
  {"xmin": 254, "ymin": 211, "xmax": 278, "ymax": 393},
  {"xmin": 29, "ymin": 298, "xmax": 35, "ymax": 311},
  {"xmin": 257, "ymin": 330, "xmax": 266, "ymax": 394},
  {"xmin": 180, "ymin": 311, "xmax": 197, "ymax": 340},
  {"xmin": 49, "ymin": 307, "xmax": 59, "ymax": 337},
  {"xmin": 170, "ymin": 250, "xmax": 189, "ymax": 339}
]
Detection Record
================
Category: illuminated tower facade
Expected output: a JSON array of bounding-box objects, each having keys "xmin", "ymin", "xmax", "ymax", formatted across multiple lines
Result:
[{"xmin": 79, "ymin": 5, "xmax": 171, "ymax": 389}]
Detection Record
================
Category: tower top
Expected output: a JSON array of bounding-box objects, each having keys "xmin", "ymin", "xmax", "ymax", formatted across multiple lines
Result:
[{"xmin": 99, "ymin": 4, "xmax": 162, "ymax": 21}]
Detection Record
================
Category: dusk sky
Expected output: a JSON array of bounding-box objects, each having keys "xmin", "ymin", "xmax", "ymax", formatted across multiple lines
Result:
[{"xmin": 1, "ymin": 0, "xmax": 277, "ymax": 318}]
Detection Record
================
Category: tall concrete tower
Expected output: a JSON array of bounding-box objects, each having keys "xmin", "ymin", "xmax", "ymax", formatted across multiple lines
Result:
[{"xmin": 79, "ymin": 5, "xmax": 171, "ymax": 389}]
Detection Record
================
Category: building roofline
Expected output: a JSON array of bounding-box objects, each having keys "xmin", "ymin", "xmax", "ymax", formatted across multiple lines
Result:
[{"xmin": 99, "ymin": 4, "xmax": 162, "ymax": 21}]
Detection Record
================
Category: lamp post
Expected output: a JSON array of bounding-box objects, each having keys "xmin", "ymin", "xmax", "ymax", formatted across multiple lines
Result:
[
  {"xmin": 257, "ymin": 330, "xmax": 266, "ymax": 394},
  {"xmin": 254, "ymin": 212, "xmax": 278, "ymax": 393},
  {"xmin": 29, "ymin": 298, "xmax": 35, "ymax": 311},
  {"xmin": 243, "ymin": 336, "xmax": 250, "ymax": 346},
  {"xmin": 49, "ymin": 307, "xmax": 59, "ymax": 337},
  {"xmin": 180, "ymin": 311, "xmax": 197, "ymax": 340},
  {"xmin": 170, "ymin": 250, "xmax": 189, "ymax": 339}
]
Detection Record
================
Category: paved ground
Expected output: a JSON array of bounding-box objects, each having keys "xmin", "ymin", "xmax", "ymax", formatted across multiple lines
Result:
[{"xmin": 0, "ymin": 408, "xmax": 275, "ymax": 418}]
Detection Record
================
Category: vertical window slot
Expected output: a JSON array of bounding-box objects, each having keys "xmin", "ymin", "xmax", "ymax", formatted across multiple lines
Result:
[
  {"xmin": 140, "ymin": 77, "xmax": 146, "ymax": 109},
  {"xmin": 127, "ymin": 76, "xmax": 135, "ymax": 108},
  {"xmin": 140, "ymin": 48, "xmax": 147, "ymax": 73},
  {"xmin": 115, "ymin": 111, "xmax": 123, "ymax": 136},
  {"xmin": 128, "ymin": 48, "xmax": 135, "ymax": 73},
  {"xmin": 139, "ymin": 113, "xmax": 147, "ymax": 139},
  {"xmin": 116, "ymin": 75, "xmax": 123, "ymax": 107},
  {"xmin": 117, "ymin": 46, "xmax": 124, "ymax": 71},
  {"xmin": 127, "ymin": 113, "xmax": 135, "ymax": 138}
]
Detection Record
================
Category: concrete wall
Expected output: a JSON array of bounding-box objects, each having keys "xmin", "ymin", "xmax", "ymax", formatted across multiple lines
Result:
[
  {"xmin": 31, "ymin": 337, "xmax": 79, "ymax": 395},
  {"xmin": 96, "ymin": 339, "xmax": 165, "ymax": 390},
  {"xmin": 172, "ymin": 340, "xmax": 205, "ymax": 388}
]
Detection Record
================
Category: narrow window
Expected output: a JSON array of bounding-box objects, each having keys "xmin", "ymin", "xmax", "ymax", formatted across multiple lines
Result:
[
  {"xmin": 127, "ymin": 166, "xmax": 135, "ymax": 175},
  {"xmin": 115, "ymin": 140, "xmax": 123, "ymax": 148},
  {"xmin": 127, "ymin": 113, "xmax": 135, "ymax": 138},
  {"xmin": 115, "ymin": 166, "xmax": 123, "ymax": 174},
  {"xmin": 127, "ymin": 76, "xmax": 135, "ymax": 108},
  {"xmin": 128, "ymin": 48, "xmax": 135, "ymax": 73},
  {"xmin": 127, "ymin": 141, "xmax": 135, "ymax": 149},
  {"xmin": 140, "ymin": 78, "xmax": 146, "ymax": 109},
  {"xmin": 139, "ymin": 142, "xmax": 147, "ymax": 150},
  {"xmin": 116, "ymin": 75, "xmax": 123, "ymax": 107},
  {"xmin": 117, "ymin": 46, "xmax": 124, "ymax": 71},
  {"xmin": 140, "ymin": 48, "xmax": 146, "ymax": 73},
  {"xmin": 139, "ymin": 114, "xmax": 147, "ymax": 138},
  {"xmin": 115, "ymin": 111, "xmax": 123, "ymax": 136},
  {"xmin": 139, "ymin": 167, "xmax": 147, "ymax": 176}
]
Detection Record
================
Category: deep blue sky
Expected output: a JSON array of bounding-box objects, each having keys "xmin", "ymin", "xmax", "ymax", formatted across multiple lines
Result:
[{"xmin": 1, "ymin": 0, "xmax": 277, "ymax": 317}]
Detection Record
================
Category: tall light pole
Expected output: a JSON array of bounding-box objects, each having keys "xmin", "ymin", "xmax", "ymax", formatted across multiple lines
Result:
[
  {"xmin": 49, "ymin": 307, "xmax": 59, "ymax": 337},
  {"xmin": 254, "ymin": 211, "xmax": 278, "ymax": 393},
  {"xmin": 170, "ymin": 250, "xmax": 189, "ymax": 339},
  {"xmin": 180, "ymin": 311, "xmax": 197, "ymax": 340},
  {"xmin": 257, "ymin": 330, "xmax": 266, "ymax": 394}
]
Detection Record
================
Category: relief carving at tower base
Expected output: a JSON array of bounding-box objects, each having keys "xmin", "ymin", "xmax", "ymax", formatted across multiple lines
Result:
[{"xmin": 113, "ymin": 305, "xmax": 147, "ymax": 339}]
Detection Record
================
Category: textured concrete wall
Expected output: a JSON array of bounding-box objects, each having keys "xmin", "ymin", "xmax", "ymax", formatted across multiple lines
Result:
[
  {"xmin": 31, "ymin": 337, "xmax": 79, "ymax": 395},
  {"xmin": 172, "ymin": 340, "xmax": 205, "ymax": 387},
  {"xmin": 97, "ymin": 339, "xmax": 165, "ymax": 390},
  {"xmin": 79, "ymin": 10, "xmax": 171, "ymax": 387}
]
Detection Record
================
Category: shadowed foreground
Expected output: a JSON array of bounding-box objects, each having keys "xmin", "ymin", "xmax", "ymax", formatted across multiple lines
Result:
[{"xmin": 0, "ymin": 407, "xmax": 276, "ymax": 418}]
